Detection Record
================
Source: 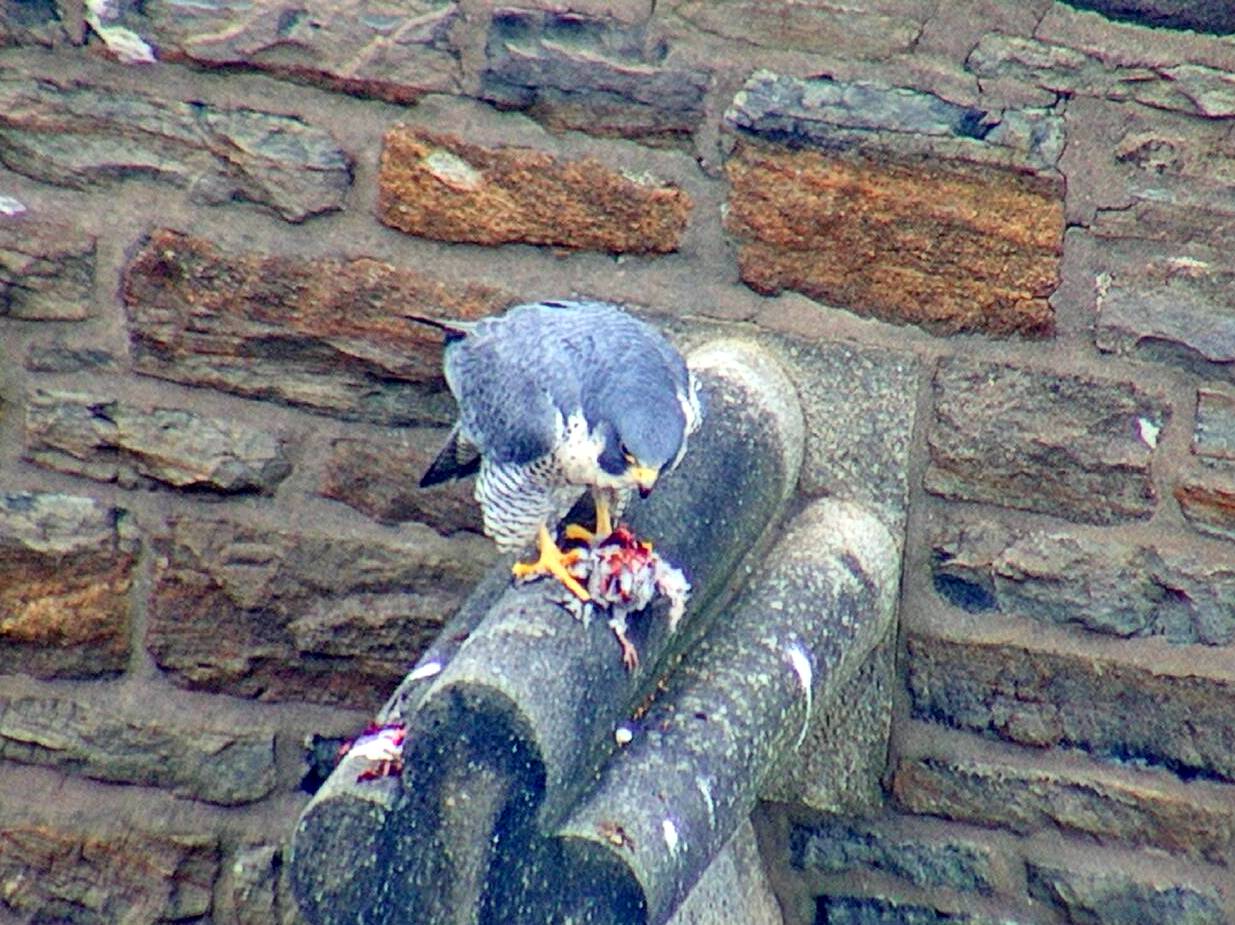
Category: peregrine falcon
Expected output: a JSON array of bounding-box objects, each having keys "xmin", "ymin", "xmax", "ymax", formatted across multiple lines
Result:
[{"xmin": 418, "ymin": 299, "xmax": 701, "ymax": 601}]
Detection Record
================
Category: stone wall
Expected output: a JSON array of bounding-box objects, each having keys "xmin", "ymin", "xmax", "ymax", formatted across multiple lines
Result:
[{"xmin": 1, "ymin": 1, "xmax": 1234, "ymax": 922}]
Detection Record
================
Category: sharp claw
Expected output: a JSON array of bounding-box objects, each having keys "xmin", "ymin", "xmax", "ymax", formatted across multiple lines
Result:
[
  {"xmin": 615, "ymin": 628, "xmax": 639, "ymax": 671},
  {"xmin": 512, "ymin": 525, "xmax": 591, "ymax": 601}
]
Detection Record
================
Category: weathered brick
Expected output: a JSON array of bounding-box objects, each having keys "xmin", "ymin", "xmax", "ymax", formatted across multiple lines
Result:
[
  {"xmin": 1096, "ymin": 254, "xmax": 1235, "ymax": 380},
  {"xmin": 0, "ymin": 492, "xmax": 134, "ymax": 679},
  {"xmin": 0, "ymin": 76, "xmax": 350, "ymax": 223},
  {"xmin": 672, "ymin": 0, "xmax": 929, "ymax": 58},
  {"xmin": 906, "ymin": 632, "xmax": 1235, "ymax": 781},
  {"xmin": 1195, "ymin": 386, "xmax": 1235, "ymax": 462},
  {"xmin": 146, "ymin": 514, "xmax": 495, "ymax": 708},
  {"xmin": 0, "ymin": 0, "xmax": 68, "ymax": 46},
  {"xmin": 967, "ymin": 32, "xmax": 1235, "ymax": 117},
  {"xmin": 0, "ymin": 824, "xmax": 218, "ymax": 924},
  {"xmin": 377, "ymin": 125, "xmax": 690, "ymax": 253},
  {"xmin": 931, "ymin": 516, "xmax": 1235, "ymax": 644},
  {"xmin": 228, "ymin": 843, "xmax": 287, "ymax": 925},
  {"xmin": 790, "ymin": 816, "xmax": 999, "ymax": 895},
  {"xmin": 25, "ymin": 388, "xmax": 292, "ymax": 494},
  {"xmin": 111, "ymin": 0, "xmax": 460, "ymax": 103},
  {"xmin": 481, "ymin": 8, "xmax": 709, "ymax": 145},
  {"xmin": 724, "ymin": 73, "xmax": 1063, "ymax": 337},
  {"xmin": 1027, "ymin": 860, "xmax": 1225, "ymax": 925},
  {"xmin": 816, "ymin": 894, "xmax": 1012, "ymax": 925},
  {"xmin": 320, "ymin": 430, "xmax": 483, "ymax": 534},
  {"xmin": 24, "ymin": 342, "xmax": 120, "ymax": 373},
  {"xmin": 0, "ymin": 694, "xmax": 276, "ymax": 805},
  {"xmin": 894, "ymin": 751, "xmax": 1235, "ymax": 863},
  {"xmin": 0, "ymin": 216, "xmax": 95, "ymax": 320},
  {"xmin": 1176, "ymin": 475, "xmax": 1235, "ymax": 543},
  {"xmin": 925, "ymin": 357, "xmax": 1166, "ymax": 524},
  {"xmin": 121, "ymin": 229, "xmax": 511, "ymax": 426}
]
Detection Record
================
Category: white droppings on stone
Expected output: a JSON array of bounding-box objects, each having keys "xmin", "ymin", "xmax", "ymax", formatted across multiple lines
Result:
[
  {"xmin": 0, "ymin": 196, "xmax": 26, "ymax": 216},
  {"xmin": 1138, "ymin": 417, "xmax": 1160, "ymax": 448},
  {"xmin": 662, "ymin": 818, "xmax": 681, "ymax": 856},
  {"xmin": 786, "ymin": 643, "xmax": 814, "ymax": 749},
  {"xmin": 408, "ymin": 660, "xmax": 442, "ymax": 682},
  {"xmin": 424, "ymin": 149, "xmax": 483, "ymax": 192},
  {"xmin": 695, "ymin": 775, "xmax": 716, "ymax": 829},
  {"xmin": 86, "ymin": 0, "xmax": 156, "ymax": 63}
]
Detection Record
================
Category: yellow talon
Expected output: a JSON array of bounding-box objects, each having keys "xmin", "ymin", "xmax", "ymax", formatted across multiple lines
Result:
[
  {"xmin": 563, "ymin": 523, "xmax": 595, "ymax": 543},
  {"xmin": 512, "ymin": 524, "xmax": 590, "ymax": 601},
  {"xmin": 562, "ymin": 494, "xmax": 615, "ymax": 546}
]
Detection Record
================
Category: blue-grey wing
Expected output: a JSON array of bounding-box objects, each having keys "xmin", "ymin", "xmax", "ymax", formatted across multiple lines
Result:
[{"xmin": 442, "ymin": 310, "xmax": 576, "ymax": 466}]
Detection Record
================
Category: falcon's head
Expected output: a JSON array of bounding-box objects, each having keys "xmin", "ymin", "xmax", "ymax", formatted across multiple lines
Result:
[{"xmin": 593, "ymin": 379, "xmax": 699, "ymax": 497}]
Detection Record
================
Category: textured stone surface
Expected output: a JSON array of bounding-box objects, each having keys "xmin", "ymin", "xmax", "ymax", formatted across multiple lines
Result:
[
  {"xmin": 666, "ymin": 820, "xmax": 784, "ymax": 925},
  {"xmin": 0, "ymin": 492, "xmax": 135, "ymax": 680},
  {"xmin": 894, "ymin": 752, "xmax": 1235, "ymax": 863},
  {"xmin": 0, "ymin": 694, "xmax": 276, "ymax": 805},
  {"xmin": 25, "ymin": 388, "xmax": 292, "ymax": 494},
  {"xmin": 146, "ymin": 513, "xmax": 494, "ymax": 708},
  {"xmin": 925, "ymin": 357, "xmax": 1166, "ymax": 524},
  {"xmin": 1195, "ymin": 386, "xmax": 1235, "ymax": 462},
  {"xmin": 229, "ymin": 843, "xmax": 286, "ymax": 925},
  {"xmin": 0, "ymin": 76, "xmax": 351, "ymax": 222},
  {"xmin": 761, "ymin": 634, "xmax": 893, "ymax": 814},
  {"xmin": 776, "ymin": 337, "xmax": 920, "ymax": 532},
  {"xmin": 1027, "ymin": 861, "xmax": 1225, "ymax": 925},
  {"xmin": 816, "ymin": 894, "xmax": 1010, "ymax": 925},
  {"xmin": 0, "ymin": 217, "xmax": 95, "ymax": 320},
  {"xmin": 1176, "ymin": 474, "xmax": 1235, "ymax": 543},
  {"xmin": 24, "ymin": 341, "xmax": 120, "ymax": 373},
  {"xmin": 931, "ymin": 517, "xmax": 1235, "ymax": 644},
  {"xmin": 0, "ymin": 0, "xmax": 68, "ymax": 46},
  {"xmin": 672, "ymin": 0, "xmax": 929, "ymax": 58},
  {"xmin": 1061, "ymin": 98, "xmax": 1235, "ymax": 236},
  {"xmin": 790, "ymin": 817, "xmax": 998, "ymax": 895},
  {"xmin": 725, "ymin": 141, "xmax": 1059, "ymax": 337},
  {"xmin": 481, "ymin": 8, "xmax": 709, "ymax": 145},
  {"xmin": 0, "ymin": 824, "xmax": 218, "ymax": 925},
  {"xmin": 906, "ymin": 632, "xmax": 1235, "ymax": 781},
  {"xmin": 292, "ymin": 344, "xmax": 820, "ymax": 925},
  {"xmin": 727, "ymin": 71, "xmax": 1066, "ymax": 174},
  {"xmin": 377, "ymin": 125, "xmax": 690, "ymax": 253},
  {"xmin": 724, "ymin": 74, "xmax": 1063, "ymax": 336},
  {"xmin": 967, "ymin": 33, "xmax": 1235, "ymax": 118},
  {"xmin": 320, "ymin": 430, "xmax": 483, "ymax": 533},
  {"xmin": 115, "ymin": 0, "xmax": 460, "ymax": 102},
  {"xmin": 121, "ymin": 229, "xmax": 511, "ymax": 426},
  {"xmin": 1096, "ymin": 254, "xmax": 1235, "ymax": 383}
]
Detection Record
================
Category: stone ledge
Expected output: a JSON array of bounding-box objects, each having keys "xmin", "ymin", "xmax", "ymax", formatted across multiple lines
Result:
[{"xmin": 291, "ymin": 341, "xmax": 903, "ymax": 924}]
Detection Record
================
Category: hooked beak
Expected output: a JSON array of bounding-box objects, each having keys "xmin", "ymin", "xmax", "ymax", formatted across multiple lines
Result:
[{"xmin": 630, "ymin": 465, "xmax": 658, "ymax": 498}]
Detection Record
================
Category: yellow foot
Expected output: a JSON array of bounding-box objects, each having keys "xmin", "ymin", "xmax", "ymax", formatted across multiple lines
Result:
[
  {"xmin": 512, "ymin": 524, "xmax": 590, "ymax": 601},
  {"xmin": 563, "ymin": 523, "xmax": 597, "ymax": 544},
  {"xmin": 563, "ymin": 494, "xmax": 616, "ymax": 546}
]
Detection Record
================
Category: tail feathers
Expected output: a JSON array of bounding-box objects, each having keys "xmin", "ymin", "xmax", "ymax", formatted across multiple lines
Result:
[
  {"xmin": 420, "ymin": 427, "xmax": 481, "ymax": 487},
  {"xmin": 408, "ymin": 314, "xmax": 477, "ymax": 344}
]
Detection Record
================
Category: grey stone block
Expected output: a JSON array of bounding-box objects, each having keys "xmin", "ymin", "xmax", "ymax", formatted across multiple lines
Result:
[
  {"xmin": 0, "ymin": 76, "xmax": 351, "ymax": 223},
  {"xmin": 1027, "ymin": 860, "xmax": 1225, "ymax": 925},
  {"xmin": 926, "ymin": 357, "xmax": 1168, "ymax": 524},
  {"xmin": 291, "ymin": 340, "xmax": 903, "ymax": 925},
  {"xmin": 292, "ymin": 340, "xmax": 805, "ymax": 925},
  {"xmin": 725, "ymin": 70, "xmax": 1064, "ymax": 176}
]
